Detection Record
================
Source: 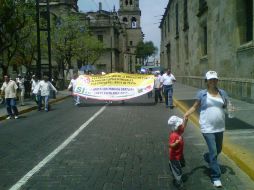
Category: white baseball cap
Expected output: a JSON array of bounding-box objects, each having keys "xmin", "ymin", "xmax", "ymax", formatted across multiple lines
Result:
[
  {"xmin": 206, "ymin": 70, "xmax": 218, "ymax": 80},
  {"xmin": 168, "ymin": 115, "xmax": 183, "ymax": 131}
]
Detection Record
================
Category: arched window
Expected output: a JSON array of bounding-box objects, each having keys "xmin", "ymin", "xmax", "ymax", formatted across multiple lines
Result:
[
  {"xmin": 123, "ymin": 17, "xmax": 128, "ymax": 22},
  {"xmin": 125, "ymin": 0, "xmax": 128, "ymax": 6},
  {"xmin": 237, "ymin": 0, "xmax": 253, "ymax": 43},
  {"xmin": 130, "ymin": 0, "xmax": 133, "ymax": 5},
  {"xmin": 131, "ymin": 17, "xmax": 137, "ymax": 28}
]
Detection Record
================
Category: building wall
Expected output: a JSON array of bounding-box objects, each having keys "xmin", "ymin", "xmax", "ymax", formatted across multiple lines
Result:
[
  {"xmin": 160, "ymin": 0, "xmax": 254, "ymax": 78},
  {"xmin": 160, "ymin": 0, "xmax": 254, "ymax": 101}
]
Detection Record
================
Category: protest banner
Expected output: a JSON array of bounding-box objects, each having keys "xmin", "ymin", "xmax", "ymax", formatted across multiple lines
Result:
[{"xmin": 74, "ymin": 73, "xmax": 154, "ymax": 101}]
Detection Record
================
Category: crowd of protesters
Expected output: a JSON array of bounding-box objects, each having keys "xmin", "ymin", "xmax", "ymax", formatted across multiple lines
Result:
[{"xmin": 0, "ymin": 73, "xmax": 58, "ymax": 119}]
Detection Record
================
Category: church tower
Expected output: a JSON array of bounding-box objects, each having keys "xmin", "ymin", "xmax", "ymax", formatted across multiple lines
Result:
[
  {"xmin": 119, "ymin": 0, "xmax": 141, "ymax": 29},
  {"xmin": 118, "ymin": 0, "xmax": 142, "ymax": 72}
]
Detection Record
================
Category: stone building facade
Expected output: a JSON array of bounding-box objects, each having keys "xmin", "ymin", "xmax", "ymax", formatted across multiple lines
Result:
[
  {"xmin": 46, "ymin": 0, "xmax": 143, "ymax": 73},
  {"xmin": 160, "ymin": 0, "xmax": 254, "ymax": 102}
]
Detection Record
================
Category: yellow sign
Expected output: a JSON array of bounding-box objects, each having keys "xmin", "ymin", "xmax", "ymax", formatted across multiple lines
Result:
[{"xmin": 74, "ymin": 73, "xmax": 154, "ymax": 100}]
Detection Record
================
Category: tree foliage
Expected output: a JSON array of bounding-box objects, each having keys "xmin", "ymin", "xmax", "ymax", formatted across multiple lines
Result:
[
  {"xmin": 51, "ymin": 15, "xmax": 105, "ymax": 70},
  {"xmin": 76, "ymin": 34, "xmax": 105, "ymax": 65},
  {"xmin": 0, "ymin": 0, "xmax": 35, "ymax": 74},
  {"xmin": 135, "ymin": 41, "xmax": 158, "ymax": 64}
]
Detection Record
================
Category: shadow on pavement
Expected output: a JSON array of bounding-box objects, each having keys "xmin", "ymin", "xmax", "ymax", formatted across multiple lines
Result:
[{"xmin": 182, "ymin": 164, "xmax": 236, "ymax": 183}]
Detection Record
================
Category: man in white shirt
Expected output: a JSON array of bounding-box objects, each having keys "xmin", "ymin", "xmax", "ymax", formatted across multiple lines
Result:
[
  {"xmin": 154, "ymin": 72, "xmax": 163, "ymax": 103},
  {"xmin": 37, "ymin": 75, "xmax": 57, "ymax": 112},
  {"xmin": 31, "ymin": 75, "xmax": 41, "ymax": 109},
  {"xmin": 68, "ymin": 73, "xmax": 80, "ymax": 106},
  {"xmin": 1, "ymin": 75, "xmax": 19, "ymax": 119},
  {"xmin": 160, "ymin": 69, "xmax": 176, "ymax": 108},
  {"xmin": 16, "ymin": 74, "xmax": 25, "ymax": 106}
]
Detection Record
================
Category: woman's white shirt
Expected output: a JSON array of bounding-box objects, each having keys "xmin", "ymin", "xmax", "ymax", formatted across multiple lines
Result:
[{"xmin": 199, "ymin": 92, "xmax": 225, "ymax": 133}]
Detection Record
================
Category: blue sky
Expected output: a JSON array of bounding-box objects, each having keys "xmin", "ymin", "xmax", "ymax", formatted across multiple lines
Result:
[{"xmin": 77, "ymin": 0, "xmax": 168, "ymax": 57}]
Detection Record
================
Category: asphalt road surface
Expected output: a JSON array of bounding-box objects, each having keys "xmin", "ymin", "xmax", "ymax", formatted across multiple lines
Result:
[{"xmin": 0, "ymin": 96, "xmax": 253, "ymax": 190}]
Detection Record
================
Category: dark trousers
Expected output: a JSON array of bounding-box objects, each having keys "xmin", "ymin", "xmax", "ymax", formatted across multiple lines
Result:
[
  {"xmin": 5, "ymin": 98, "xmax": 19, "ymax": 116},
  {"xmin": 169, "ymin": 156, "xmax": 185, "ymax": 183},
  {"xmin": 154, "ymin": 88, "xmax": 162, "ymax": 103},
  {"xmin": 164, "ymin": 85, "xmax": 173, "ymax": 107},
  {"xmin": 147, "ymin": 91, "xmax": 153, "ymax": 98}
]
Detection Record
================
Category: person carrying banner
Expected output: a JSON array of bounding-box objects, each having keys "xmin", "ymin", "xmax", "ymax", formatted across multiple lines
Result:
[{"xmin": 68, "ymin": 73, "xmax": 80, "ymax": 106}]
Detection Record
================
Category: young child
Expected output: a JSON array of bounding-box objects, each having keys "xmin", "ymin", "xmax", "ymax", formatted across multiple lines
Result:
[{"xmin": 168, "ymin": 115, "xmax": 188, "ymax": 188}]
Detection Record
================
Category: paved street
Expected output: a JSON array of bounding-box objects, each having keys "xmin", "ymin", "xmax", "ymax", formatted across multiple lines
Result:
[{"xmin": 0, "ymin": 93, "xmax": 254, "ymax": 190}]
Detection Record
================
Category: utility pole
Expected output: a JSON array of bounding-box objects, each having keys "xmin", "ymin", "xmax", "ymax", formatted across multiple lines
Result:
[
  {"xmin": 110, "ymin": 36, "xmax": 113, "ymax": 73},
  {"xmin": 36, "ymin": 0, "xmax": 41, "ymax": 78},
  {"xmin": 46, "ymin": 0, "xmax": 52, "ymax": 80},
  {"xmin": 35, "ymin": 0, "xmax": 52, "ymax": 80}
]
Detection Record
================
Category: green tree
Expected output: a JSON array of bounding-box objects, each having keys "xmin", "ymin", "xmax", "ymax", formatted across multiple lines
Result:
[
  {"xmin": 52, "ymin": 15, "xmax": 105, "ymax": 76},
  {"xmin": 51, "ymin": 15, "xmax": 84, "ymax": 72},
  {"xmin": 0, "ymin": 0, "xmax": 35, "ymax": 75},
  {"xmin": 13, "ymin": 1, "xmax": 38, "ymax": 74},
  {"xmin": 76, "ymin": 33, "xmax": 105, "ymax": 66},
  {"xmin": 135, "ymin": 41, "xmax": 158, "ymax": 65}
]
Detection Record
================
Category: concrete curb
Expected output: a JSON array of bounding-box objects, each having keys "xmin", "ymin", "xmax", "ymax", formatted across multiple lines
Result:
[
  {"xmin": 0, "ymin": 95, "xmax": 70, "ymax": 121},
  {"xmin": 173, "ymin": 98, "xmax": 254, "ymax": 181}
]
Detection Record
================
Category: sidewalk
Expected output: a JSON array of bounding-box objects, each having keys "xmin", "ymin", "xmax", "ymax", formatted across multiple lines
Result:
[
  {"xmin": 0, "ymin": 90, "xmax": 71, "ymax": 121},
  {"xmin": 173, "ymin": 83, "xmax": 254, "ymax": 181}
]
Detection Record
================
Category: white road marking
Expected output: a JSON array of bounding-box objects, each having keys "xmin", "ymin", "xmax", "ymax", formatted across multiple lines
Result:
[{"xmin": 9, "ymin": 106, "xmax": 107, "ymax": 190}]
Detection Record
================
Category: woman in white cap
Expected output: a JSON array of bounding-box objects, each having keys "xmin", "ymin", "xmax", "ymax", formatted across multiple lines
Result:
[{"xmin": 184, "ymin": 71, "xmax": 229, "ymax": 188}]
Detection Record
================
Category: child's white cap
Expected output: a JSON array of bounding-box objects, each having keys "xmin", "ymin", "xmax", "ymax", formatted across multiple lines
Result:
[{"xmin": 168, "ymin": 115, "xmax": 183, "ymax": 131}]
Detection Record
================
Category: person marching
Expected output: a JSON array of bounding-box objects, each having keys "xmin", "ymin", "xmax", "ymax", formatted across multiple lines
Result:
[
  {"xmin": 16, "ymin": 74, "xmax": 25, "ymax": 106},
  {"xmin": 37, "ymin": 75, "xmax": 57, "ymax": 112},
  {"xmin": 184, "ymin": 71, "xmax": 229, "ymax": 188},
  {"xmin": 168, "ymin": 115, "xmax": 188, "ymax": 189},
  {"xmin": 68, "ymin": 73, "xmax": 80, "ymax": 106},
  {"xmin": 1, "ymin": 75, "xmax": 19, "ymax": 119},
  {"xmin": 160, "ymin": 69, "xmax": 176, "ymax": 109},
  {"xmin": 154, "ymin": 71, "xmax": 163, "ymax": 103},
  {"xmin": 31, "ymin": 75, "xmax": 41, "ymax": 110}
]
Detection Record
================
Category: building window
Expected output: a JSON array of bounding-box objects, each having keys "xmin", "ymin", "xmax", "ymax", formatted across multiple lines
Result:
[
  {"xmin": 197, "ymin": 0, "xmax": 208, "ymax": 17},
  {"xmin": 130, "ymin": 41, "xmax": 133, "ymax": 46},
  {"xmin": 183, "ymin": 0, "xmax": 189, "ymax": 31},
  {"xmin": 237, "ymin": 0, "xmax": 253, "ymax": 44},
  {"xmin": 175, "ymin": 3, "xmax": 179, "ymax": 37},
  {"xmin": 184, "ymin": 34, "xmax": 189, "ymax": 59},
  {"xmin": 125, "ymin": 0, "xmax": 128, "ymax": 6},
  {"xmin": 131, "ymin": 17, "xmax": 137, "ymax": 28},
  {"xmin": 168, "ymin": 14, "xmax": 170, "ymax": 32},
  {"xmin": 246, "ymin": 0, "xmax": 253, "ymax": 42},
  {"xmin": 161, "ymin": 27, "xmax": 164, "ymax": 42},
  {"xmin": 165, "ymin": 19, "xmax": 167, "ymax": 37},
  {"xmin": 123, "ymin": 17, "xmax": 128, "ymax": 22},
  {"xmin": 199, "ymin": 0, "xmax": 207, "ymax": 10},
  {"xmin": 203, "ymin": 25, "xmax": 207, "ymax": 55},
  {"xmin": 130, "ymin": 0, "xmax": 133, "ymax": 5},
  {"xmin": 166, "ymin": 43, "xmax": 171, "ymax": 69},
  {"xmin": 98, "ymin": 35, "xmax": 103, "ymax": 42}
]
